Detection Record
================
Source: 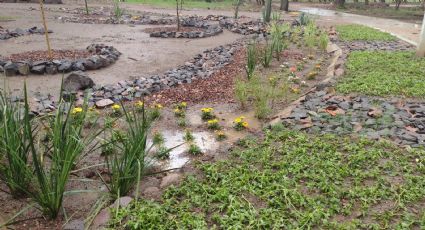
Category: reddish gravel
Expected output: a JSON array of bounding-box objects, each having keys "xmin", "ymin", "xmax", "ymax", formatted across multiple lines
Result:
[
  {"xmin": 145, "ymin": 48, "xmax": 245, "ymax": 106},
  {"xmin": 7, "ymin": 49, "xmax": 91, "ymax": 62}
]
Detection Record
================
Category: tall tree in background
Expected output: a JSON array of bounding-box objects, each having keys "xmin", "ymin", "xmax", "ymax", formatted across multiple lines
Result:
[
  {"xmin": 334, "ymin": 0, "xmax": 345, "ymax": 8},
  {"xmin": 264, "ymin": 0, "xmax": 272, "ymax": 22},
  {"xmin": 280, "ymin": 0, "xmax": 289, "ymax": 11},
  {"xmin": 416, "ymin": 13, "xmax": 425, "ymax": 57}
]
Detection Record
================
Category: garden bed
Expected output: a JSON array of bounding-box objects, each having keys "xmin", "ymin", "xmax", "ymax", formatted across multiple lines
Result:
[{"xmin": 0, "ymin": 44, "xmax": 121, "ymax": 76}]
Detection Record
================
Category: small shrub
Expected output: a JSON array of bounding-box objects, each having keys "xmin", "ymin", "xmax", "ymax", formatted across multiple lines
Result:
[
  {"xmin": 152, "ymin": 132, "xmax": 165, "ymax": 145},
  {"xmin": 174, "ymin": 108, "xmax": 185, "ymax": 118},
  {"xmin": 254, "ymin": 96, "xmax": 271, "ymax": 119},
  {"xmin": 188, "ymin": 143, "xmax": 202, "ymax": 155},
  {"xmin": 318, "ymin": 32, "xmax": 329, "ymax": 51},
  {"xmin": 156, "ymin": 145, "xmax": 170, "ymax": 160},
  {"xmin": 298, "ymin": 12, "xmax": 312, "ymax": 26},
  {"xmin": 113, "ymin": 0, "xmax": 124, "ymax": 19},
  {"xmin": 183, "ymin": 129, "xmax": 194, "ymax": 142},
  {"xmin": 177, "ymin": 118, "xmax": 186, "ymax": 127},
  {"xmin": 149, "ymin": 103, "xmax": 162, "ymax": 121},
  {"xmin": 215, "ymin": 131, "xmax": 227, "ymax": 141}
]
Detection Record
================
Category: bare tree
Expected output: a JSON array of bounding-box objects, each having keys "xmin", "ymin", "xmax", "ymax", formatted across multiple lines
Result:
[
  {"xmin": 176, "ymin": 0, "xmax": 181, "ymax": 31},
  {"xmin": 416, "ymin": 12, "xmax": 425, "ymax": 57}
]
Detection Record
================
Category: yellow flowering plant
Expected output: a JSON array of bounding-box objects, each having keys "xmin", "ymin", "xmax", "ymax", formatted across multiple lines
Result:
[
  {"xmin": 174, "ymin": 108, "xmax": 185, "ymax": 118},
  {"xmin": 135, "ymin": 101, "xmax": 144, "ymax": 113},
  {"xmin": 111, "ymin": 104, "xmax": 122, "ymax": 117},
  {"xmin": 215, "ymin": 130, "xmax": 227, "ymax": 141},
  {"xmin": 233, "ymin": 116, "xmax": 248, "ymax": 131},
  {"xmin": 207, "ymin": 119, "xmax": 220, "ymax": 130},
  {"xmin": 149, "ymin": 103, "xmax": 163, "ymax": 120},
  {"xmin": 72, "ymin": 107, "xmax": 83, "ymax": 115},
  {"xmin": 175, "ymin": 102, "xmax": 187, "ymax": 110},
  {"xmin": 201, "ymin": 107, "xmax": 215, "ymax": 120}
]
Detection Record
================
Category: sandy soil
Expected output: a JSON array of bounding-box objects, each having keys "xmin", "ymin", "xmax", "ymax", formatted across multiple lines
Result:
[{"xmin": 0, "ymin": 2, "xmax": 243, "ymax": 97}]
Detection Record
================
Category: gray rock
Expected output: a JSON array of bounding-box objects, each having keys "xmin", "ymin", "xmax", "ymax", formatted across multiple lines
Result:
[
  {"xmin": 17, "ymin": 62, "xmax": 30, "ymax": 75},
  {"xmin": 46, "ymin": 65, "xmax": 58, "ymax": 75},
  {"xmin": 58, "ymin": 61, "xmax": 72, "ymax": 72},
  {"xmin": 160, "ymin": 173, "xmax": 181, "ymax": 188},
  {"xmin": 63, "ymin": 71, "xmax": 94, "ymax": 92},
  {"xmin": 95, "ymin": 99, "xmax": 114, "ymax": 108},
  {"xmin": 31, "ymin": 65, "xmax": 46, "ymax": 74},
  {"xmin": 111, "ymin": 196, "xmax": 133, "ymax": 208},
  {"xmin": 63, "ymin": 219, "xmax": 84, "ymax": 230},
  {"xmin": 4, "ymin": 62, "xmax": 18, "ymax": 76}
]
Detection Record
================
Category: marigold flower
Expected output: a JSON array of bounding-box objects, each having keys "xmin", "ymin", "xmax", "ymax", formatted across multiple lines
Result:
[
  {"xmin": 135, "ymin": 101, "xmax": 144, "ymax": 107},
  {"xmin": 112, "ymin": 104, "xmax": 121, "ymax": 110},
  {"xmin": 72, "ymin": 107, "xmax": 83, "ymax": 114}
]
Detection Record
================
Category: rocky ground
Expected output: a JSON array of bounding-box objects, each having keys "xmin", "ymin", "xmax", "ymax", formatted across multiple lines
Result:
[{"xmin": 277, "ymin": 39, "xmax": 425, "ymax": 148}]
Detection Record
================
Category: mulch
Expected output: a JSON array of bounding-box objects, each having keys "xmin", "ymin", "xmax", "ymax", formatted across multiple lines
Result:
[
  {"xmin": 144, "ymin": 48, "xmax": 246, "ymax": 106},
  {"xmin": 6, "ymin": 49, "xmax": 92, "ymax": 62}
]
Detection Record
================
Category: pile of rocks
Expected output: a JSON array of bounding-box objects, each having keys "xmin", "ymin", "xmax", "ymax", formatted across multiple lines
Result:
[
  {"xmin": 219, "ymin": 18, "xmax": 267, "ymax": 35},
  {"xmin": 57, "ymin": 12, "xmax": 176, "ymax": 25},
  {"xmin": 280, "ymin": 89, "xmax": 425, "ymax": 148},
  {"xmin": 150, "ymin": 17, "xmax": 223, "ymax": 39},
  {"xmin": 0, "ymin": 44, "xmax": 120, "ymax": 76},
  {"xmin": 0, "ymin": 26, "xmax": 52, "ymax": 40},
  {"xmin": 90, "ymin": 42, "xmax": 239, "ymax": 105}
]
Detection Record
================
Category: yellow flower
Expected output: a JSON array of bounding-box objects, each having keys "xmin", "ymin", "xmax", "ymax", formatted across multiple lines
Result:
[
  {"xmin": 174, "ymin": 108, "xmax": 181, "ymax": 113},
  {"xmin": 207, "ymin": 119, "xmax": 218, "ymax": 124},
  {"xmin": 181, "ymin": 102, "xmax": 187, "ymax": 107},
  {"xmin": 234, "ymin": 118, "xmax": 242, "ymax": 123},
  {"xmin": 135, "ymin": 101, "xmax": 144, "ymax": 107},
  {"xmin": 112, "ymin": 104, "xmax": 121, "ymax": 110},
  {"xmin": 201, "ymin": 108, "xmax": 213, "ymax": 113},
  {"xmin": 72, "ymin": 107, "xmax": 83, "ymax": 114},
  {"xmin": 155, "ymin": 104, "xmax": 163, "ymax": 109},
  {"xmin": 242, "ymin": 122, "xmax": 249, "ymax": 128}
]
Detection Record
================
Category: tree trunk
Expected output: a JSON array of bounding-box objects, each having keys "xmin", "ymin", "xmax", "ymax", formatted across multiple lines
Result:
[
  {"xmin": 176, "ymin": 0, "xmax": 180, "ymax": 31},
  {"xmin": 280, "ymin": 0, "xmax": 289, "ymax": 11},
  {"xmin": 416, "ymin": 12, "xmax": 425, "ymax": 57},
  {"xmin": 264, "ymin": 0, "xmax": 272, "ymax": 22},
  {"xmin": 365, "ymin": 0, "xmax": 369, "ymax": 5},
  {"xmin": 395, "ymin": 0, "xmax": 401, "ymax": 10},
  {"xmin": 335, "ymin": 0, "xmax": 345, "ymax": 8}
]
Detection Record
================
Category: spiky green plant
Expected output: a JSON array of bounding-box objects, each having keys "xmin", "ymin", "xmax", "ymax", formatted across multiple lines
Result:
[
  {"xmin": 261, "ymin": 42, "xmax": 273, "ymax": 68},
  {"xmin": 0, "ymin": 91, "xmax": 32, "ymax": 198},
  {"xmin": 270, "ymin": 22, "xmax": 289, "ymax": 61},
  {"xmin": 25, "ymin": 87, "xmax": 101, "ymax": 219},
  {"xmin": 104, "ymin": 104, "xmax": 171, "ymax": 199},
  {"xmin": 113, "ymin": 0, "xmax": 124, "ymax": 19},
  {"xmin": 234, "ymin": 78, "xmax": 249, "ymax": 109},
  {"xmin": 318, "ymin": 31, "xmax": 329, "ymax": 51},
  {"xmin": 245, "ymin": 42, "xmax": 257, "ymax": 80}
]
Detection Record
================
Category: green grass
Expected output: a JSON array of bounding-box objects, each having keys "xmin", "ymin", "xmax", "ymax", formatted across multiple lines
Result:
[
  {"xmin": 337, "ymin": 51, "xmax": 425, "ymax": 97},
  {"xmin": 126, "ymin": 0, "xmax": 235, "ymax": 9},
  {"xmin": 109, "ymin": 129, "xmax": 425, "ymax": 229},
  {"xmin": 337, "ymin": 4, "xmax": 424, "ymax": 22},
  {"xmin": 336, "ymin": 24, "xmax": 397, "ymax": 41}
]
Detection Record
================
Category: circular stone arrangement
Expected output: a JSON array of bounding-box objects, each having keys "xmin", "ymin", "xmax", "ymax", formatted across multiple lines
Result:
[
  {"xmin": 219, "ymin": 18, "xmax": 268, "ymax": 35},
  {"xmin": 0, "ymin": 26, "xmax": 52, "ymax": 40},
  {"xmin": 0, "ymin": 44, "xmax": 121, "ymax": 76},
  {"xmin": 148, "ymin": 17, "xmax": 223, "ymax": 39}
]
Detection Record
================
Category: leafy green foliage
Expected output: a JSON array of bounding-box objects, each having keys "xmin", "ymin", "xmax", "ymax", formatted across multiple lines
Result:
[
  {"xmin": 336, "ymin": 24, "xmax": 396, "ymax": 41},
  {"xmin": 111, "ymin": 130, "xmax": 425, "ymax": 229},
  {"xmin": 337, "ymin": 51, "xmax": 425, "ymax": 97}
]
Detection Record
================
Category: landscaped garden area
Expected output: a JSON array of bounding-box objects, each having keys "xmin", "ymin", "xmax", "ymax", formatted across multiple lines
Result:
[{"xmin": 0, "ymin": 0, "xmax": 424, "ymax": 229}]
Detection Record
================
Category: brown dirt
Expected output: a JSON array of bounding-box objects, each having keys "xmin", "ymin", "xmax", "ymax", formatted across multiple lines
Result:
[{"xmin": 6, "ymin": 49, "xmax": 91, "ymax": 62}]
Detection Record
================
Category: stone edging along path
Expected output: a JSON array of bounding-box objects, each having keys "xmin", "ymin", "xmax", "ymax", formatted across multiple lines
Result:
[
  {"xmin": 0, "ymin": 26, "xmax": 52, "ymax": 40},
  {"xmin": 149, "ymin": 17, "xmax": 223, "ymax": 39},
  {"xmin": 270, "ymin": 39, "xmax": 425, "ymax": 148},
  {"xmin": 0, "ymin": 44, "xmax": 121, "ymax": 76}
]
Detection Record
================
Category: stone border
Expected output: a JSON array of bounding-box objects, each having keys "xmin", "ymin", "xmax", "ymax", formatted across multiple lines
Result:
[
  {"xmin": 0, "ymin": 26, "xmax": 52, "ymax": 41},
  {"xmin": 219, "ymin": 18, "xmax": 268, "ymax": 35},
  {"xmin": 0, "ymin": 44, "xmax": 121, "ymax": 76},
  {"xmin": 149, "ymin": 17, "xmax": 223, "ymax": 39}
]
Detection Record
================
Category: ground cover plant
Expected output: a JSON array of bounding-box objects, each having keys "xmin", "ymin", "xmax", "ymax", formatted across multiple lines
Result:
[
  {"xmin": 336, "ymin": 24, "xmax": 396, "ymax": 41},
  {"xmin": 337, "ymin": 51, "xmax": 425, "ymax": 97},
  {"xmin": 109, "ymin": 129, "xmax": 425, "ymax": 229}
]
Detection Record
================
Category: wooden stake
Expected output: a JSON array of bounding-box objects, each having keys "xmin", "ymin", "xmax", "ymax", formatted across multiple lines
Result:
[{"xmin": 39, "ymin": 0, "xmax": 53, "ymax": 60}]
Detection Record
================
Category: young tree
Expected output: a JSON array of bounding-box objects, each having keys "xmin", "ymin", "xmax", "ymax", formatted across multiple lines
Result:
[
  {"xmin": 39, "ymin": 0, "xmax": 52, "ymax": 60},
  {"xmin": 416, "ymin": 12, "xmax": 425, "ymax": 57},
  {"xmin": 280, "ymin": 0, "xmax": 289, "ymax": 11},
  {"xmin": 176, "ymin": 0, "xmax": 181, "ymax": 31},
  {"xmin": 264, "ymin": 0, "xmax": 272, "ymax": 22}
]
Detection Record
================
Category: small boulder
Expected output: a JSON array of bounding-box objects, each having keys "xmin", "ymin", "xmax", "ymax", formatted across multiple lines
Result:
[
  {"xmin": 58, "ymin": 60, "xmax": 73, "ymax": 73},
  {"xmin": 4, "ymin": 62, "xmax": 18, "ymax": 76},
  {"xmin": 31, "ymin": 65, "xmax": 46, "ymax": 74},
  {"xmin": 45, "ymin": 65, "xmax": 58, "ymax": 75},
  {"xmin": 17, "ymin": 62, "xmax": 30, "ymax": 75},
  {"xmin": 95, "ymin": 99, "xmax": 114, "ymax": 108},
  {"xmin": 63, "ymin": 71, "xmax": 94, "ymax": 92},
  {"xmin": 63, "ymin": 219, "xmax": 84, "ymax": 230},
  {"xmin": 111, "ymin": 196, "xmax": 133, "ymax": 208},
  {"xmin": 91, "ymin": 208, "xmax": 110, "ymax": 230},
  {"xmin": 160, "ymin": 173, "xmax": 181, "ymax": 188}
]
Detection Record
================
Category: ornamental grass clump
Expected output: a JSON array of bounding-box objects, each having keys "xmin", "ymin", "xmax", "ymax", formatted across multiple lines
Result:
[
  {"xmin": 261, "ymin": 42, "xmax": 273, "ymax": 68},
  {"xmin": 245, "ymin": 42, "xmax": 257, "ymax": 80},
  {"xmin": 0, "ymin": 90, "xmax": 32, "ymax": 198},
  {"xmin": 201, "ymin": 108, "xmax": 215, "ymax": 120},
  {"xmin": 233, "ymin": 116, "xmax": 249, "ymax": 131},
  {"xmin": 104, "ymin": 104, "xmax": 171, "ymax": 199},
  {"xmin": 27, "ymin": 88, "xmax": 102, "ymax": 219}
]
